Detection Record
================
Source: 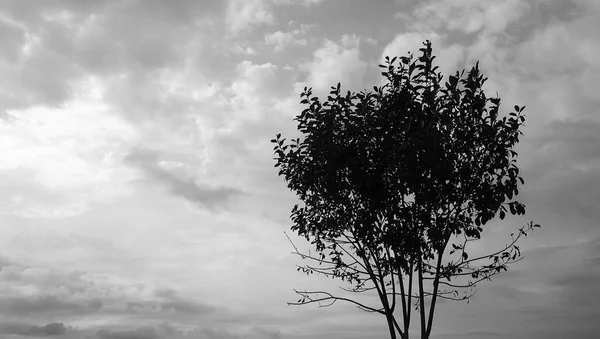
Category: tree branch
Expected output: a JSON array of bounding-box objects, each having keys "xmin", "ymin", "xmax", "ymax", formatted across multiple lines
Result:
[{"xmin": 289, "ymin": 289, "xmax": 385, "ymax": 314}]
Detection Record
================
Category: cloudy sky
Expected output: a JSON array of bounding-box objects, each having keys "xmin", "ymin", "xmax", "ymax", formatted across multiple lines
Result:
[{"xmin": 0, "ymin": 0, "xmax": 599, "ymax": 338}]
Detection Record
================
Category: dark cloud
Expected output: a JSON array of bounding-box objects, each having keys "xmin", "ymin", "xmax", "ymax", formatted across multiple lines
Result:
[
  {"xmin": 530, "ymin": 118, "xmax": 600, "ymax": 170},
  {"xmin": 125, "ymin": 288, "xmax": 216, "ymax": 317},
  {"xmin": 95, "ymin": 324, "xmax": 243, "ymax": 339},
  {"xmin": 159, "ymin": 299, "xmax": 214, "ymax": 316},
  {"xmin": 461, "ymin": 235, "xmax": 600, "ymax": 339},
  {"xmin": 0, "ymin": 257, "xmax": 96, "ymax": 297},
  {"xmin": 536, "ymin": 169, "xmax": 600, "ymax": 224},
  {"xmin": 521, "ymin": 118, "xmax": 600, "ymax": 227},
  {"xmin": 251, "ymin": 326, "xmax": 282, "ymax": 339},
  {"xmin": 0, "ymin": 321, "xmax": 69, "ymax": 337},
  {"xmin": 29, "ymin": 322, "xmax": 68, "ymax": 336},
  {"xmin": 97, "ymin": 327, "xmax": 161, "ymax": 339},
  {"xmin": 0, "ymin": 256, "xmax": 220, "ymax": 325},
  {"xmin": 1, "ymin": 295, "xmax": 103, "ymax": 317},
  {"xmin": 0, "ymin": 39, "xmax": 79, "ymax": 110},
  {"xmin": 0, "ymin": 17, "xmax": 26, "ymax": 64},
  {"xmin": 0, "ymin": 321, "xmax": 280, "ymax": 339},
  {"xmin": 543, "ymin": 236, "xmax": 600, "ymax": 307},
  {"xmin": 124, "ymin": 148, "xmax": 243, "ymax": 211},
  {"xmin": 153, "ymin": 288, "xmax": 177, "ymax": 299},
  {"xmin": 0, "ymin": 285, "xmax": 218, "ymax": 325},
  {"xmin": 194, "ymin": 328, "xmax": 242, "ymax": 339},
  {"xmin": 442, "ymin": 330, "xmax": 501, "ymax": 339},
  {"xmin": 154, "ymin": 292, "xmax": 218, "ymax": 318}
]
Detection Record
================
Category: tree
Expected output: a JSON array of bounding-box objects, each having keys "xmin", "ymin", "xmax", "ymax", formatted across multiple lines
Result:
[{"xmin": 272, "ymin": 40, "xmax": 539, "ymax": 339}]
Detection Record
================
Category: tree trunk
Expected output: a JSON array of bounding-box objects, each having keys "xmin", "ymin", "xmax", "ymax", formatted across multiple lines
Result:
[{"xmin": 385, "ymin": 313, "xmax": 397, "ymax": 339}]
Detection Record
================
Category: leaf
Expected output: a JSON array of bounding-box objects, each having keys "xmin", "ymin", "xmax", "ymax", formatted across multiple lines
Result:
[{"xmin": 462, "ymin": 252, "xmax": 469, "ymax": 260}]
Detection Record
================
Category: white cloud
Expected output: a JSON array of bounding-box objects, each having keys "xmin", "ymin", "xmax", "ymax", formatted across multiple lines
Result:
[
  {"xmin": 492, "ymin": 2, "xmax": 600, "ymax": 123},
  {"xmin": 223, "ymin": 60, "xmax": 300, "ymax": 152},
  {"xmin": 230, "ymin": 61, "xmax": 296, "ymax": 110},
  {"xmin": 0, "ymin": 97, "xmax": 139, "ymax": 218},
  {"xmin": 413, "ymin": 0, "xmax": 532, "ymax": 34},
  {"xmin": 264, "ymin": 24, "xmax": 313, "ymax": 52},
  {"xmin": 303, "ymin": 35, "xmax": 368, "ymax": 94},
  {"xmin": 226, "ymin": 0, "xmax": 275, "ymax": 34},
  {"xmin": 265, "ymin": 30, "xmax": 295, "ymax": 51},
  {"xmin": 231, "ymin": 61, "xmax": 281, "ymax": 105},
  {"xmin": 227, "ymin": 0, "xmax": 326, "ymax": 36}
]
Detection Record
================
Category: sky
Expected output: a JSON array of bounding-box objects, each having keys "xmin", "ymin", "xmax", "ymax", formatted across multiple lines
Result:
[{"xmin": 0, "ymin": 0, "xmax": 599, "ymax": 338}]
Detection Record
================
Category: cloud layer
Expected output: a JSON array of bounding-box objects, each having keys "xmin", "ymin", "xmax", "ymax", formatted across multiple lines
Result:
[{"xmin": 1, "ymin": 0, "xmax": 599, "ymax": 338}]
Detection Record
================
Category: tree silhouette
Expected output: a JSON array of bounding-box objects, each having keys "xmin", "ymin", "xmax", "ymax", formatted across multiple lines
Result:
[{"xmin": 272, "ymin": 40, "xmax": 539, "ymax": 339}]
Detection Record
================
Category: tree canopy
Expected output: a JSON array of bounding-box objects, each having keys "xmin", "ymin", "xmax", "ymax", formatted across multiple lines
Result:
[{"xmin": 272, "ymin": 40, "xmax": 539, "ymax": 339}]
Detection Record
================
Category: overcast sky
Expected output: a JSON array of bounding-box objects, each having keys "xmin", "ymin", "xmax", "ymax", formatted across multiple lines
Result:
[{"xmin": 0, "ymin": 0, "xmax": 599, "ymax": 338}]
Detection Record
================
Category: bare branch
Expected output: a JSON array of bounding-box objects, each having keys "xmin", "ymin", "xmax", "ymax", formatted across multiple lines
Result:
[{"xmin": 289, "ymin": 290, "xmax": 385, "ymax": 314}]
